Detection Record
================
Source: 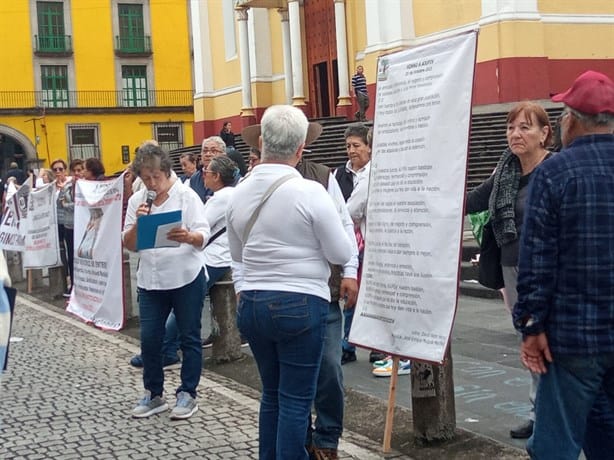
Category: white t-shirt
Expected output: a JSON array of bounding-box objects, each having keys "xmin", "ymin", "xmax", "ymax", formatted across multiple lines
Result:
[{"xmin": 226, "ymin": 163, "xmax": 354, "ymax": 301}]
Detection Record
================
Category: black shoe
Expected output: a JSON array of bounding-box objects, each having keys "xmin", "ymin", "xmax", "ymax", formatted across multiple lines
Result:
[
  {"xmin": 341, "ymin": 350, "xmax": 356, "ymax": 365},
  {"xmin": 369, "ymin": 351, "xmax": 387, "ymax": 363},
  {"xmin": 202, "ymin": 334, "xmax": 216, "ymax": 348},
  {"xmin": 510, "ymin": 419, "xmax": 534, "ymax": 439}
]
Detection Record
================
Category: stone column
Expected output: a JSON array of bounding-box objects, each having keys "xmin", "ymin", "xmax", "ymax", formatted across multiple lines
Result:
[
  {"xmin": 236, "ymin": 7, "xmax": 256, "ymax": 126},
  {"xmin": 278, "ymin": 8, "xmax": 294, "ymax": 105},
  {"xmin": 287, "ymin": 0, "xmax": 306, "ymax": 108},
  {"xmin": 334, "ymin": 0, "xmax": 352, "ymax": 118}
]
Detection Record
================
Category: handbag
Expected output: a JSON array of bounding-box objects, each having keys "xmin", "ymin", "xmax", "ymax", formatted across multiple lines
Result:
[{"xmin": 478, "ymin": 220, "xmax": 504, "ymax": 290}]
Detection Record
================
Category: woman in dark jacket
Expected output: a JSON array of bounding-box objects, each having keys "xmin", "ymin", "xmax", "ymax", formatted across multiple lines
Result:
[{"xmin": 466, "ymin": 101, "xmax": 552, "ymax": 440}]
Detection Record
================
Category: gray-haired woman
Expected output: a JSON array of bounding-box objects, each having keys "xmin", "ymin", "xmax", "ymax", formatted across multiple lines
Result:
[{"xmin": 122, "ymin": 142, "xmax": 210, "ymax": 420}]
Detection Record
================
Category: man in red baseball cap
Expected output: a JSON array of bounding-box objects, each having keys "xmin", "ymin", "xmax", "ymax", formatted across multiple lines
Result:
[{"xmin": 513, "ymin": 70, "xmax": 614, "ymax": 459}]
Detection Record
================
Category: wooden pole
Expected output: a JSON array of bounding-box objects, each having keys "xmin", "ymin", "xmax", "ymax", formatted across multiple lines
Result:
[{"xmin": 382, "ymin": 356, "xmax": 400, "ymax": 452}]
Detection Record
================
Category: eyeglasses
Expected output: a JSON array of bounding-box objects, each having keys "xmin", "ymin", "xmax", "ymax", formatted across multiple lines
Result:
[
  {"xmin": 203, "ymin": 170, "xmax": 216, "ymax": 175},
  {"xmin": 52, "ymin": 167, "xmax": 65, "ymax": 172},
  {"xmin": 202, "ymin": 148, "xmax": 223, "ymax": 154}
]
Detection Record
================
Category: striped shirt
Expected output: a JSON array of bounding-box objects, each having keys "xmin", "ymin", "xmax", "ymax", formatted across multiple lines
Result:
[
  {"xmin": 351, "ymin": 72, "xmax": 367, "ymax": 96},
  {"xmin": 513, "ymin": 134, "xmax": 614, "ymax": 354}
]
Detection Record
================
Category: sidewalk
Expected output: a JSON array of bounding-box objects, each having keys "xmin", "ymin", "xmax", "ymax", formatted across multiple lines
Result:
[{"xmin": 0, "ymin": 294, "xmax": 407, "ymax": 459}]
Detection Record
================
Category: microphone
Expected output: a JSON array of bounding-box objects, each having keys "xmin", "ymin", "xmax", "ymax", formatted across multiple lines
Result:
[{"xmin": 145, "ymin": 190, "xmax": 156, "ymax": 215}]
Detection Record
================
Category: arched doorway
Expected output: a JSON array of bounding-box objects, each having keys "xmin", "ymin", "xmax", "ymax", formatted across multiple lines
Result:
[
  {"xmin": 304, "ymin": 0, "xmax": 338, "ymax": 119},
  {"xmin": 0, "ymin": 125, "xmax": 39, "ymax": 176}
]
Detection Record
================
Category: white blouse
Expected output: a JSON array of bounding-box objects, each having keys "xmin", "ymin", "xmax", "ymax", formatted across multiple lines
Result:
[{"xmin": 123, "ymin": 180, "xmax": 210, "ymax": 290}]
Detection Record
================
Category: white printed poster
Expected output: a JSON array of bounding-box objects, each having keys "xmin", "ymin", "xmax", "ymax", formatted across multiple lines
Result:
[
  {"xmin": 0, "ymin": 181, "xmax": 30, "ymax": 251},
  {"xmin": 23, "ymin": 183, "xmax": 61, "ymax": 268},
  {"xmin": 349, "ymin": 32, "xmax": 477, "ymax": 363},
  {"xmin": 67, "ymin": 176, "xmax": 125, "ymax": 330}
]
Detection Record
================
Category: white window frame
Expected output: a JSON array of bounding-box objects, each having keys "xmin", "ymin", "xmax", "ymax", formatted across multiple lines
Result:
[{"xmin": 67, "ymin": 124, "xmax": 101, "ymax": 160}]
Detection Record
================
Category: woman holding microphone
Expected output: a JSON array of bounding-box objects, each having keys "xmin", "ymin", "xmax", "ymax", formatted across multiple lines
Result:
[{"xmin": 122, "ymin": 142, "xmax": 209, "ymax": 420}]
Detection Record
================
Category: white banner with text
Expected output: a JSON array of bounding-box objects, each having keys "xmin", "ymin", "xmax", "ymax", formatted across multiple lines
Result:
[
  {"xmin": 23, "ymin": 183, "xmax": 61, "ymax": 268},
  {"xmin": 349, "ymin": 32, "xmax": 477, "ymax": 363}
]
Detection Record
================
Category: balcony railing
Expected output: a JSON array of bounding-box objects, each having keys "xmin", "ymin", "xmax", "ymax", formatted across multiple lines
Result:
[
  {"xmin": 34, "ymin": 34, "xmax": 73, "ymax": 54},
  {"xmin": 114, "ymin": 35, "xmax": 152, "ymax": 55},
  {"xmin": 0, "ymin": 90, "xmax": 193, "ymax": 109}
]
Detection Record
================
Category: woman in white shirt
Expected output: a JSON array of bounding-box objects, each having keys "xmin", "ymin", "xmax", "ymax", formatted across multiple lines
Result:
[
  {"xmin": 162, "ymin": 155, "xmax": 238, "ymax": 352},
  {"xmin": 202, "ymin": 155, "xmax": 236, "ymax": 283},
  {"xmin": 122, "ymin": 142, "xmax": 210, "ymax": 421}
]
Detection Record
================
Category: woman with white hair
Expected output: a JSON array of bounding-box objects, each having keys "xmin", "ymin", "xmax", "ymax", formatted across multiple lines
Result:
[{"xmin": 227, "ymin": 105, "xmax": 354, "ymax": 459}]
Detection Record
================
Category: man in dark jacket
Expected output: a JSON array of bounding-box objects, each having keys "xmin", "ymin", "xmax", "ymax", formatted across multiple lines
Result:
[{"xmin": 514, "ymin": 70, "xmax": 614, "ymax": 460}]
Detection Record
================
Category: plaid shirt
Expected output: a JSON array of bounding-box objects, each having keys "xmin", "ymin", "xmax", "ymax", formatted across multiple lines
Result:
[{"xmin": 513, "ymin": 134, "xmax": 614, "ymax": 354}]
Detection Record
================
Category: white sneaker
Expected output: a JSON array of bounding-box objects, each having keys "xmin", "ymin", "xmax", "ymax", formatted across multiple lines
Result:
[
  {"xmin": 372, "ymin": 360, "xmax": 411, "ymax": 377},
  {"xmin": 372, "ymin": 356, "xmax": 392, "ymax": 368},
  {"xmin": 170, "ymin": 391, "xmax": 199, "ymax": 420},
  {"xmin": 132, "ymin": 391, "xmax": 169, "ymax": 418}
]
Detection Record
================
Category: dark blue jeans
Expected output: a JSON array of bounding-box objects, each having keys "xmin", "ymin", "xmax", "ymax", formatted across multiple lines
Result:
[
  {"xmin": 162, "ymin": 265, "xmax": 230, "ymax": 357},
  {"xmin": 306, "ymin": 301, "xmax": 344, "ymax": 449},
  {"xmin": 238, "ymin": 290, "xmax": 328, "ymax": 460},
  {"xmin": 138, "ymin": 269, "xmax": 205, "ymax": 398},
  {"xmin": 342, "ymin": 306, "xmax": 355, "ymax": 353},
  {"xmin": 528, "ymin": 352, "xmax": 614, "ymax": 460}
]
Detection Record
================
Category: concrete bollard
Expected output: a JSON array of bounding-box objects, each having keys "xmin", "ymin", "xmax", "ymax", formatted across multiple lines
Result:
[
  {"xmin": 28, "ymin": 269, "xmax": 44, "ymax": 291},
  {"xmin": 5, "ymin": 251, "xmax": 24, "ymax": 283},
  {"xmin": 122, "ymin": 249, "xmax": 134, "ymax": 321},
  {"xmin": 410, "ymin": 345, "xmax": 456, "ymax": 444},
  {"xmin": 48, "ymin": 266, "xmax": 66, "ymax": 298},
  {"xmin": 209, "ymin": 271, "xmax": 242, "ymax": 364}
]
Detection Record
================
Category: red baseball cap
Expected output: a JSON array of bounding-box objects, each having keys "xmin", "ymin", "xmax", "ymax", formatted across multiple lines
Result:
[{"xmin": 552, "ymin": 70, "xmax": 614, "ymax": 115}]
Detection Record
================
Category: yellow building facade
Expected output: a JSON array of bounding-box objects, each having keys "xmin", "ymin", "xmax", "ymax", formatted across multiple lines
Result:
[
  {"xmin": 191, "ymin": 0, "xmax": 613, "ymax": 143},
  {"xmin": 0, "ymin": 0, "xmax": 194, "ymax": 176}
]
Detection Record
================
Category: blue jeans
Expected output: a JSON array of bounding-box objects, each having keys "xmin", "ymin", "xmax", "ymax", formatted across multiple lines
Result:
[
  {"xmin": 527, "ymin": 352, "xmax": 614, "ymax": 460},
  {"xmin": 342, "ymin": 306, "xmax": 355, "ymax": 353},
  {"xmin": 237, "ymin": 290, "xmax": 328, "ymax": 460},
  {"xmin": 584, "ymin": 388, "xmax": 614, "ymax": 460},
  {"xmin": 162, "ymin": 265, "xmax": 229, "ymax": 357},
  {"xmin": 307, "ymin": 301, "xmax": 344, "ymax": 449},
  {"xmin": 138, "ymin": 269, "xmax": 205, "ymax": 398}
]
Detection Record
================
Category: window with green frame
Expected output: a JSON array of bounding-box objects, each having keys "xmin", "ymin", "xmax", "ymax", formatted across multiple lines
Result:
[
  {"xmin": 122, "ymin": 66, "xmax": 148, "ymax": 107},
  {"xmin": 118, "ymin": 4, "xmax": 145, "ymax": 52},
  {"xmin": 37, "ymin": 1, "xmax": 67, "ymax": 51},
  {"xmin": 41, "ymin": 65, "xmax": 69, "ymax": 108}
]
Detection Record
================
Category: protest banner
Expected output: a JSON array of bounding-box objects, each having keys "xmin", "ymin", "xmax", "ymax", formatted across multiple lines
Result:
[
  {"xmin": 66, "ymin": 176, "xmax": 125, "ymax": 330},
  {"xmin": 349, "ymin": 32, "xmax": 477, "ymax": 364},
  {"xmin": 0, "ymin": 181, "xmax": 30, "ymax": 251},
  {"xmin": 23, "ymin": 183, "xmax": 61, "ymax": 268}
]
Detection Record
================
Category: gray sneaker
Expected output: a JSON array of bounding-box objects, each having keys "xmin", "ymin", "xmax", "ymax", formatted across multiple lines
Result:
[
  {"xmin": 132, "ymin": 392, "xmax": 169, "ymax": 418},
  {"xmin": 170, "ymin": 391, "xmax": 198, "ymax": 420}
]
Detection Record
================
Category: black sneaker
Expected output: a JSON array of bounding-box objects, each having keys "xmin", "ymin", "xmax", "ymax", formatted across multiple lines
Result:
[
  {"xmin": 369, "ymin": 351, "xmax": 387, "ymax": 363},
  {"xmin": 129, "ymin": 355, "xmax": 181, "ymax": 370},
  {"xmin": 510, "ymin": 419, "xmax": 534, "ymax": 439},
  {"xmin": 341, "ymin": 350, "xmax": 357, "ymax": 365}
]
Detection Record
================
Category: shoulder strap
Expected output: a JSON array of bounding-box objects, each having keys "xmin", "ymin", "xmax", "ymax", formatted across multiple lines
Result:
[
  {"xmin": 242, "ymin": 173, "xmax": 295, "ymax": 244},
  {"xmin": 205, "ymin": 226, "xmax": 226, "ymax": 248}
]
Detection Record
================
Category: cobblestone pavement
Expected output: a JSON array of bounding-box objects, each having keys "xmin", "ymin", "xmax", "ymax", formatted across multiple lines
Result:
[{"xmin": 0, "ymin": 295, "xmax": 410, "ymax": 459}]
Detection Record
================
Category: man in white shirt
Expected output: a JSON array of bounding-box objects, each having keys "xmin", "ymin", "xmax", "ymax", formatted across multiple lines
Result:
[{"xmin": 227, "ymin": 105, "xmax": 354, "ymax": 459}]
